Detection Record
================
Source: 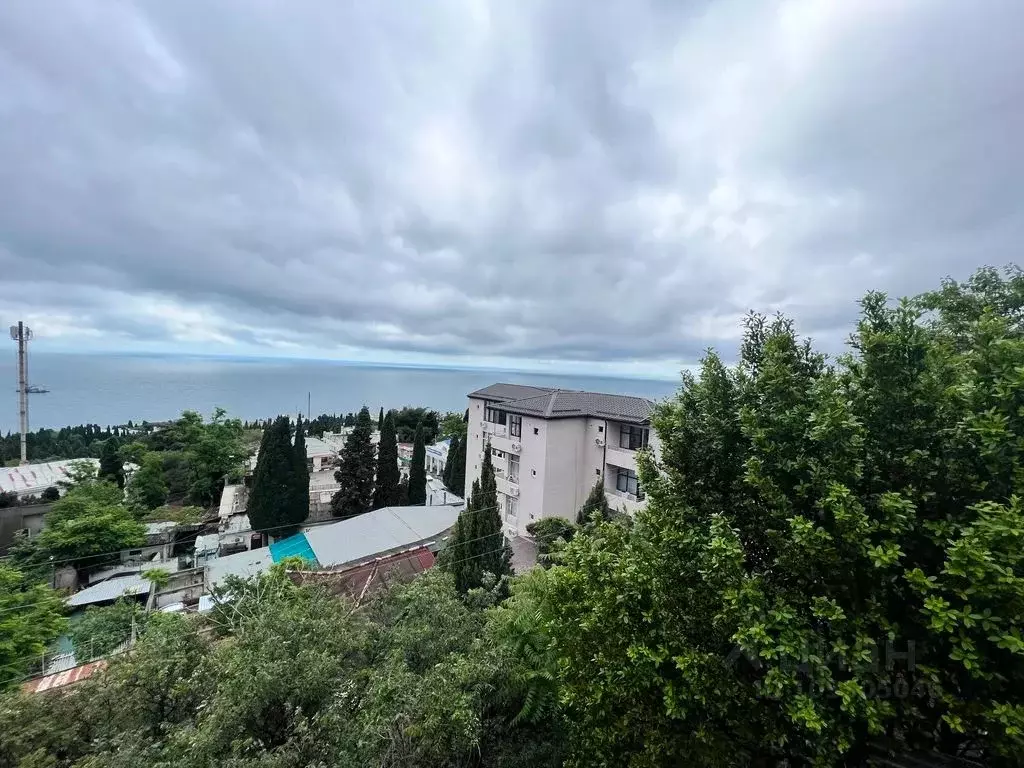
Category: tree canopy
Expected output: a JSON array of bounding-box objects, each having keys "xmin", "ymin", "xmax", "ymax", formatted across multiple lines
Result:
[
  {"xmin": 331, "ymin": 406, "xmax": 375, "ymax": 519},
  {"xmin": 248, "ymin": 416, "xmax": 307, "ymax": 536},
  {"xmin": 393, "ymin": 406, "xmax": 440, "ymax": 444},
  {"xmin": 0, "ymin": 564, "xmax": 66, "ymax": 690},
  {"xmin": 408, "ymin": 422, "xmax": 427, "ymax": 506},
  {"xmin": 373, "ymin": 410, "xmax": 401, "ymax": 509}
]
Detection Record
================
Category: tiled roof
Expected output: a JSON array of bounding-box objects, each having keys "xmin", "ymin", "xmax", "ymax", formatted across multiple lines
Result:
[
  {"xmin": 468, "ymin": 383, "xmax": 556, "ymax": 401},
  {"xmin": 471, "ymin": 383, "xmax": 655, "ymax": 424}
]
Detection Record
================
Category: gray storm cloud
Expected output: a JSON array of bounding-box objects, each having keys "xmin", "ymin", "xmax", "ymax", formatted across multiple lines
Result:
[{"xmin": 0, "ymin": 0, "xmax": 1021, "ymax": 368}]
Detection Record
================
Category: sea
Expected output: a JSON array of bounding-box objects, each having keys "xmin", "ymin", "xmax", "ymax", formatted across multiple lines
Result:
[{"xmin": 0, "ymin": 352, "xmax": 680, "ymax": 432}]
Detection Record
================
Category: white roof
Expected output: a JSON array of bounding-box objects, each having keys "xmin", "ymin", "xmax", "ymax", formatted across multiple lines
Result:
[
  {"xmin": 67, "ymin": 573, "xmax": 152, "ymax": 608},
  {"xmin": 0, "ymin": 459, "xmax": 99, "ymax": 496},
  {"xmin": 205, "ymin": 547, "xmax": 272, "ymax": 588},
  {"xmin": 303, "ymin": 504, "xmax": 461, "ymax": 568},
  {"xmin": 304, "ymin": 436, "xmax": 335, "ymax": 458},
  {"xmin": 218, "ymin": 484, "xmax": 243, "ymax": 519}
]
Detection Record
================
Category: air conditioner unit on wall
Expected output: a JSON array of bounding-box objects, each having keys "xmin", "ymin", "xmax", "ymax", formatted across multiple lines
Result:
[
  {"xmin": 595, "ymin": 438, "xmax": 605, "ymax": 447},
  {"xmin": 511, "ymin": 442, "xmax": 522, "ymax": 452}
]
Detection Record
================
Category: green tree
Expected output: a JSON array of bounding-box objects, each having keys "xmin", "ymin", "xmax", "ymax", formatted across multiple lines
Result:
[
  {"xmin": 408, "ymin": 422, "xmax": 427, "ymax": 505},
  {"xmin": 443, "ymin": 443, "xmax": 510, "ymax": 592},
  {"xmin": 378, "ymin": 406, "xmax": 384, "ymax": 433},
  {"xmin": 70, "ymin": 597, "xmax": 146, "ymax": 659},
  {"xmin": 13, "ymin": 478, "xmax": 145, "ymax": 576},
  {"xmin": 98, "ymin": 437, "xmax": 124, "ymax": 488},
  {"xmin": 526, "ymin": 517, "xmax": 576, "ymax": 566},
  {"xmin": 439, "ymin": 411, "xmax": 468, "ymax": 440},
  {"xmin": 526, "ymin": 268, "xmax": 1024, "ymax": 766},
  {"xmin": 40, "ymin": 486, "xmax": 59, "ymax": 502},
  {"xmin": 577, "ymin": 478, "xmax": 611, "ymax": 524},
  {"xmin": 292, "ymin": 414, "xmax": 310, "ymax": 526},
  {"xmin": 247, "ymin": 416, "xmax": 297, "ymax": 535},
  {"xmin": 331, "ymin": 406, "xmax": 375, "ymax": 519},
  {"xmin": 125, "ymin": 452, "xmax": 168, "ymax": 511},
  {"xmin": 393, "ymin": 406, "xmax": 440, "ymax": 443},
  {"xmin": 442, "ymin": 433, "xmax": 460, "ymax": 491},
  {"xmin": 373, "ymin": 410, "xmax": 401, "ymax": 509},
  {"xmin": 0, "ymin": 564, "xmax": 66, "ymax": 690}
]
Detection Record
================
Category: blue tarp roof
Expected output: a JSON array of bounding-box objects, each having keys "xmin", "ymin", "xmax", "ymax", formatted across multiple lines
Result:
[{"xmin": 269, "ymin": 532, "xmax": 318, "ymax": 565}]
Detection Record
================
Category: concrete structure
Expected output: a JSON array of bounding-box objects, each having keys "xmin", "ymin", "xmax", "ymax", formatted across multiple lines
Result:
[
  {"xmin": 466, "ymin": 383, "xmax": 660, "ymax": 538},
  {"xmin": 425, "ymin": 438, "xmax": 450, "ymax": 476},
  {"xmin": 0, "ymin": 502, "xmax": 50, "ymax": 554},
  {"xmin": 304, "ymin": 436, "xmax": 337, "ymax": 472}
]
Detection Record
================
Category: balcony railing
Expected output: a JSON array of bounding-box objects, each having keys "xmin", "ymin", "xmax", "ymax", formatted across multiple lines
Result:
[
  {"xmin": 482, "ymin": 422, "xmax": 507, "ymax": 438},
  {"xmin": 607, "ymin": 487, "xmax": 643, "ymax": 503}
]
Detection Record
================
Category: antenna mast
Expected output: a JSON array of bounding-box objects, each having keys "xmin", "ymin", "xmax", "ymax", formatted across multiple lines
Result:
[{"xmin": 9, "ymin": 322, "xmax": 32, "ymax": 465}]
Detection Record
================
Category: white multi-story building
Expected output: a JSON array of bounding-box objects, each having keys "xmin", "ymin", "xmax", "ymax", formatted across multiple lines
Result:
[{"xmin": 465, "ymin": 383, "xmax": 660, "ymax": 538}]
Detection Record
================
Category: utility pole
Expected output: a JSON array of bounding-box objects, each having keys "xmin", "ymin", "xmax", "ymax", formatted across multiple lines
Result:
[{"xmin": 9, "ymin": 322, "xmax": 32, "ymax": 465}]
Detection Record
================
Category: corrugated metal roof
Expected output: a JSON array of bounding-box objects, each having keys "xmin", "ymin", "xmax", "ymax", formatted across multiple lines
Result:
[
  {"xmin": 303, "ymin": 504, "xmax": 460, "ymax": 568},
  {"xmin": 0, "ymin": 459, "xmax": 100, "ymax": 496},
  {"xmin": 270, "ymin": 533, "xmax": 318, "ymax": 564},
  {"xmin": 23, "ymin": 660, "xmax": 108, "ymax": 694},
  {"xmin": 67, "ymin": 573, "xmax": 152, "ymax": 607},
  {"xmin": 205, "ymin": 547, "xmax": 273, "ymax": 588}
]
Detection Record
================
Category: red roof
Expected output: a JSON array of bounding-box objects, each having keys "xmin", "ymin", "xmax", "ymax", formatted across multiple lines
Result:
[{"xmin": 22, "ymin": 660, "xmax": 107, "ymax": 694}]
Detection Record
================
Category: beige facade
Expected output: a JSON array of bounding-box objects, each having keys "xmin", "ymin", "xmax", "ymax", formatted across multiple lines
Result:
[{"xmin": 465, "ymin": 384, "xmax": 660, "ymax": 538}]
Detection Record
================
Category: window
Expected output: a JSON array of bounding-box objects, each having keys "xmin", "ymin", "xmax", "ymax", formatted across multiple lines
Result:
[
  {"xmin": 616, "ymin": 467, "xmax": 643, "ymax": 498},
  {"xmin": 484, "ymin": 401, "xmax": 506, "ymax": 425},
  {"xmin": 619, "ymin": 424, "xmax": 649, "ymax": 450},
  {"xmin": 595, "ymin": 468, "xmax": 601, "ymax": 475},
  {"xmin": 509, "ymin": 414, "xmax": 522, "ymax": 438},
  {"xmin": 505, "ymin": 494, "xmax": 519, "ymax": 522},
  {"xmin": 508, "ymin": 455, "xmax": 520, "ymax": 483},
  {"xmin": 533, "ymin": 427, "xmax": 539, "ymax": 435},
  {"xmin": 598, "ymin": 425, "xmax": 604, "ymax": 433}
]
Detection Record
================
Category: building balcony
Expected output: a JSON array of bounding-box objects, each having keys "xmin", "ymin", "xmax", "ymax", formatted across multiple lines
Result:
[
  {"xmin": 495, "ymin": 475, "xmax": 520, "ymax": 498},
  {"xmin": 605, "ymin": 444, "xmax": 639, "ymax": 471},
  {"xmin": 488, "ymin": 433, "xmax": 521, "ymax": 455},
  {"xmin": 482, "ymin": 422, "xmax": 507, "ymax": 439},
  {"xmin": 605, "ymin": 486, "xmax": 646, "ymax": 516}
]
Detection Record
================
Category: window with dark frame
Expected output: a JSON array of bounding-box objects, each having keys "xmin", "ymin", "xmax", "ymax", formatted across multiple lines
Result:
[
  {"xmin": 509, "ymin": 414, "xmax": 522, "ymax": 437},
  {"xmin": 483, "ymin": 401, "xmax": 507, "ymax": 425},
  {"xmin": 615, "ymin": 467, "xmax": 643, "ymax": 498},
  {"xmin": 619, "ymin": 424, "xmax": 649, "ymax": 450}
]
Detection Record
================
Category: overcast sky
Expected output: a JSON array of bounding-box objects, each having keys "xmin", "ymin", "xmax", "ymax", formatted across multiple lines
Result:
[{"xmin": 0, "ymin": 1, "xmax": 1021, "ymax": 378}]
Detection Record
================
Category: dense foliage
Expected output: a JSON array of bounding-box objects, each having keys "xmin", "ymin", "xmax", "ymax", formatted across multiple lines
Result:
[
  {"xmin": 516, "ymin": 266, "xmax": 1024, "ymax": 766},
  {"xmin": 393, "ymin": 406, "xmax": 440, "ymax": 444},
  {"xmin": 331, "ymin": 406, "xmax": 375, "ymax": 519},
  {"xmin": 0, "ymin": 564, "xmax": 66, "ymax": 690},
  {"xmin": 373, "ymin": 410, "xmax": 402, "ymax": 509},
  {"xmin": 0, "ymin": 423, "xmax": 128, "ymax": 465},
  {"xmin": 69, "ymin": 597, "xmax": 146, "ymax": 659},
  {"xmin": 0, "ymin": 567, "xmax": 564, "ymax": 767},
  {"xmin": 121, "ymin": 409, "xmax": 245, "ymax": 509},
  {"xmin": 408, "ymin": 421, "xmax": 427, "ymax": 505}
]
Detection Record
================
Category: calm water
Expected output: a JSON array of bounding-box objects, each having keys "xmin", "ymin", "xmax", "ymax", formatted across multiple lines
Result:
[{"xmin": 0, "ymin": 353, "xmax": 680, "ymax": 431}]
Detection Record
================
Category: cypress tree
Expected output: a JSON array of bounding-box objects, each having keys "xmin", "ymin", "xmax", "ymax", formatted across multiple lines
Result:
[
  {"xmin": 442, "ymin": 434, "xmax": 459, "ymax": 491},
  {"xmin": 578, "ymin": 478, "xmax": 612, "ymax": 524},
  {"xmin": 373, "ymin": 410, "xmax": 401, "ymax": 509},
  {"xmin": 378, "ymin": 407, "xmax": 384, "ymax": 433},
  {"xmin": 331, "ymin": 406, "xmax": 375, "ymax": 519},
  {"xmin": 291, "ymin": 414, "xmax": 309, "ymax": 526},
  {"xmin": 408, "ymin": 421, "xmax": 427, "ymax": 505},
  {"xmin": 248, "ymin": 416, "xmax": 294, "ymax": 535},
  {"xmin": 446, "ymin": 433, "xmax": 467, "ymax": 498},
  {"xmin": 443, "ymin": 444, "xmax": 511, "ymax": 592},
  {"xmin": 98, "ymin": 437, "xmax": 125, "ymax": 489}
]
